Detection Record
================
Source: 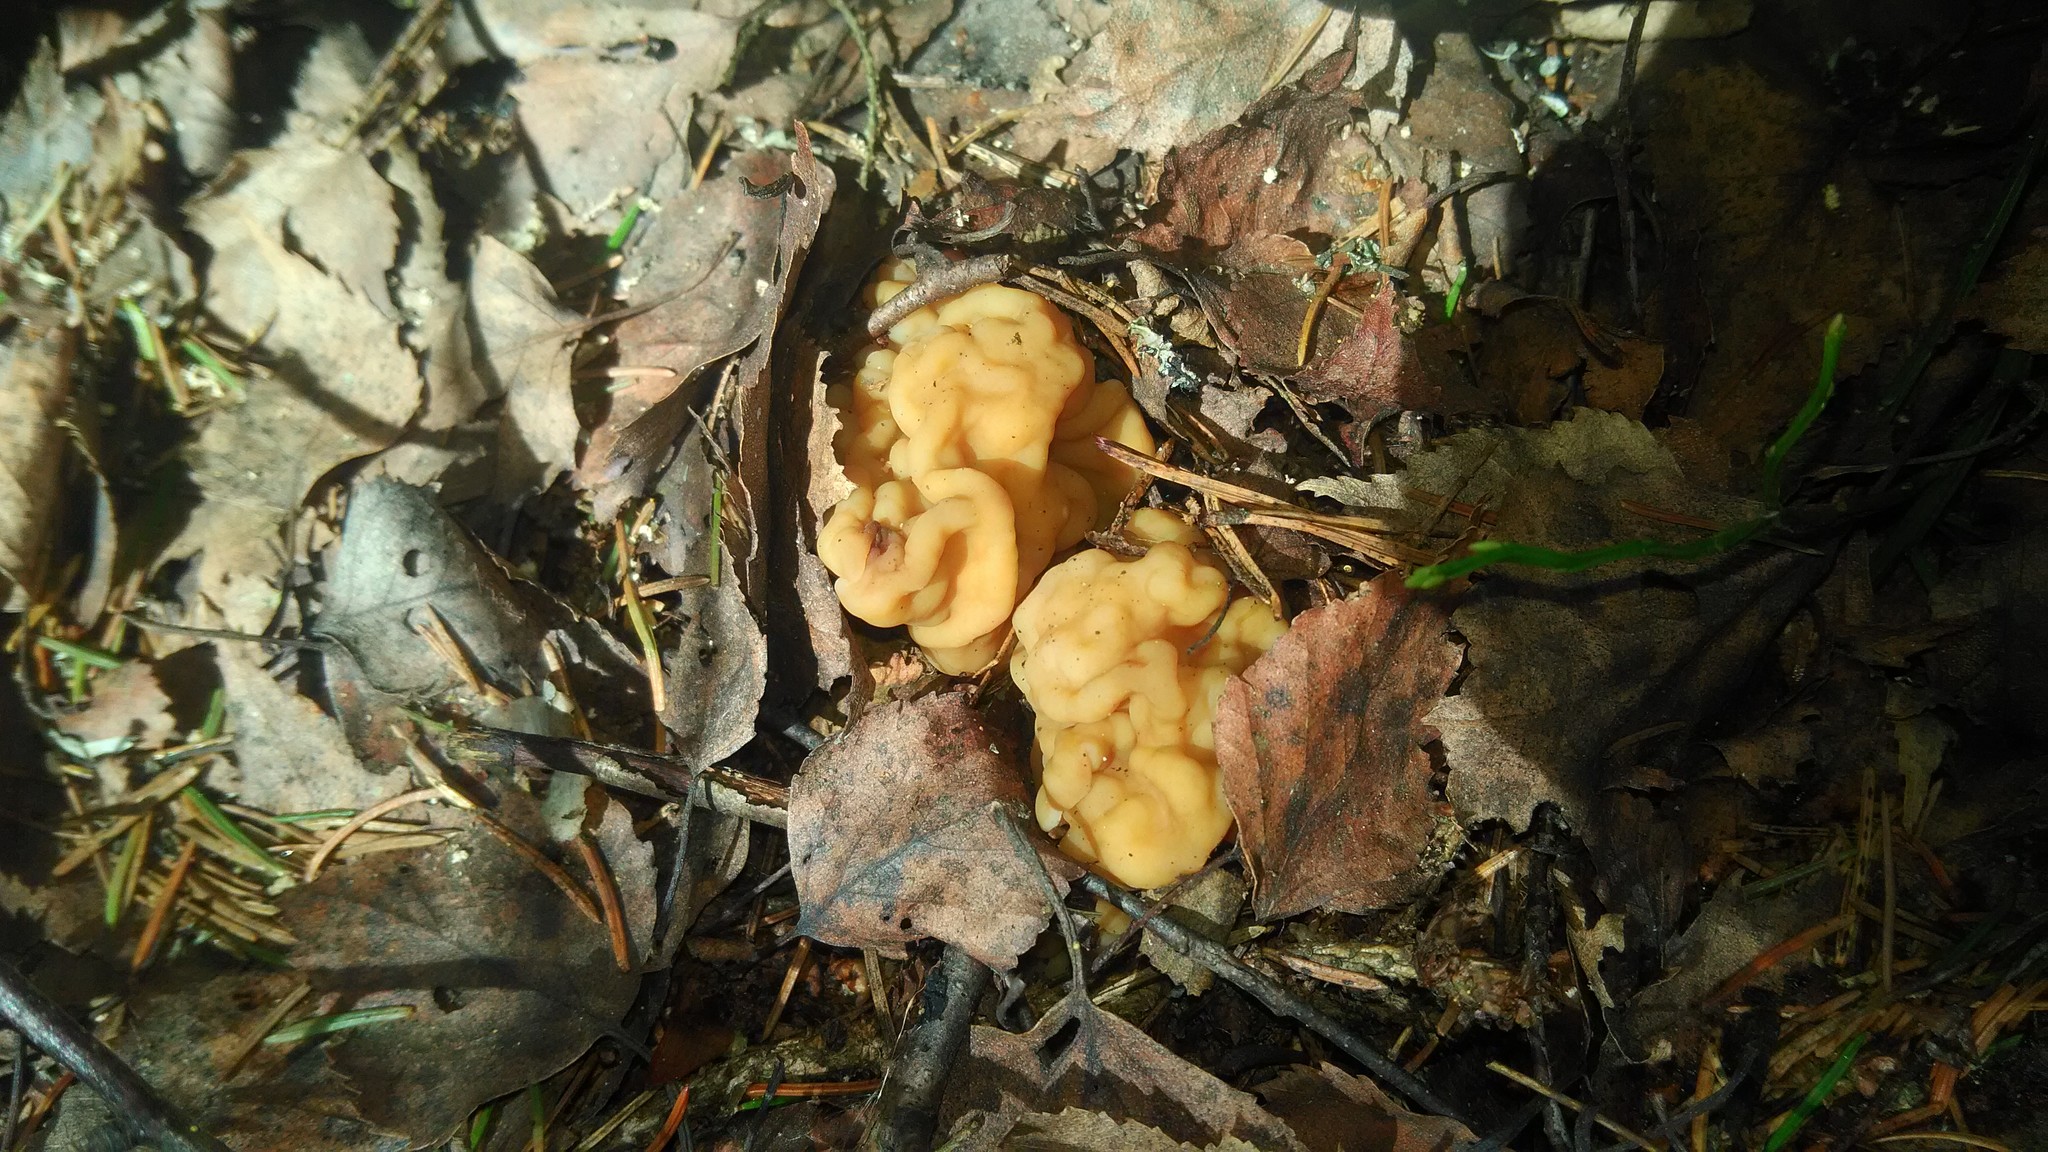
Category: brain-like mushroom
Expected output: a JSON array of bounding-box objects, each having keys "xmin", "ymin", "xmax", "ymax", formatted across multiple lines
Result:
[
  {"xmin": 1011, "ymin": 509, "xmax": 1287, "ymax": 888},
  {"xmin": 817, "ymin": 262, "xmax": 1154, "ymax": 674}
]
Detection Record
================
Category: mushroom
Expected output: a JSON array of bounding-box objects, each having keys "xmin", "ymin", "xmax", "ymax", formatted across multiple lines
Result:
[
  {"xmin": 817, "ymin": 261, "xmax": 1155, "ymax": 674},
  {"xmin": 1010, "ymin": 509, "xmax": 1287, "ymax": 889}
]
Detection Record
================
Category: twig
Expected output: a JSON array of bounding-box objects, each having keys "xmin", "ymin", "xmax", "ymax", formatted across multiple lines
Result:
[
  {"xmin": 1485, "ymin": 1062, "xmax": 1663, "ymax": 1152},
  {"xmin": 870, "ymin": 945, "xmax": 992, "ymax": 1152},
  {"xmin": 0, "ymin": 959, "xmax": 231, "ymax": 1152},
  {"xmin": 1078, "ymin": 874, "xmax": 1468, "ymax": 1125},
  {"xmin": 435, "ymin": 727, "xmax": 790, "ymax": 820},
  {"xmin": 867, "ymin": 254, "xmax": 1026, "ymax": 337}
]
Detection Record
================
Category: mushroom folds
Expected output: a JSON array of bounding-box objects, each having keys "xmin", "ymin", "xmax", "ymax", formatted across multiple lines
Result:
[
  {"xmin": 818, "ymin": 261, "xmax": 1154, "ymax": 674},
  {"xmin": 1011, "ymin": 510, "xmax": 1287, "ymax": 889}
]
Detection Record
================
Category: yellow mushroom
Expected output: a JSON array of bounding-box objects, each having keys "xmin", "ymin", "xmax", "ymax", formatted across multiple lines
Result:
[
  {"xmin": 818, "ymin": 261, "xmax": 1154, "ymax": 673},
  {"xmin": 1011, "ymin": 509, "xmax": 1287, "ymax": 889}
]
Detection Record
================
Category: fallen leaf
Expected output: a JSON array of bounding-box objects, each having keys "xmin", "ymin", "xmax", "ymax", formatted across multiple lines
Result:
[
  {"xmin": 172, "ymin": 155, "xmax": 426, "ymax": 631},
  {"xmin": 788, "ymin": 689, "xmax": 1074, "ymax": 970},
  {"xmin": 277, "ymin": 789, "xmax": 653, "ymax": 1145},
  {"xmin": 939, "ymin": 994, "xmax": 1306, "ymax": 1151},
  {"xmin": 0, "ymin": 41, "xmax": 94, "ymax": 219},
  {"xmin": 1708, "ymin": 718, "xmax": 1816, "ymax": 787},
  {"xmin": 724, "ymin": 127, "xmax": 833, "ymax": 606},
  {"xmin": 1255, "ymin": 1063, "xmax": 1474, "ymax": 1152},
  {"xmin": 1618, "ymin": 879, "xmax": 1836, "ymax": 1061},
  {"xmin": 313, "ymin": 478, "xmax": 546, "ymax": 698},
  {"xmin": 1216, "ymin": 575, "xmax": 1462, "ymax": 921},
  {"xmin": 1372, "ymin": 413, "xmax": 1835, "ymax": 933},
  {"xmin": 312, "ymin": 479, "xmax": 646, "ymax": 725},
  {"xmin": 1131, "ymin": 47, "xmax": 1375, "ymax": 260},
  {"xmin": 1962, "ymin": 225, "xmax": 2048, "ymax": 353},
  {"xmin": 210, "ymin": 642, "xmax": 412, "ymax": 815},
  {"xmin": 1012, "ymin": 1, "xmax": 1406, "ymax": 171},
  {"xmin": 53, "ymin": 660, "xmax": 174, "ymax": 752},
  {"xmin": 0, "ymin": 323, "xmax": 73, "ymax": 609},
  {"xmin": 1582, "ymin": 335, "xmax": 1668, "ymax": 420},
  {"xmin": 72, "ymin": 966, "xmax": 401, "ymax": 1152},
  {"xmin": 646, "ymin": 427, "xmax": 765, "ymax": 765},
  {"xmin": 470, "ymin": 237, "xmax": 585, "ymax": 503},
  {"xmin": 577, "ymin": 152, "xmax": 790, "ymax": 522}
]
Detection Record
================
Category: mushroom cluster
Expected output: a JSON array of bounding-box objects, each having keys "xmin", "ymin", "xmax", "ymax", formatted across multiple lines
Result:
[
  {"xmin": 818, "ymin": 261, "xmax": 1154, "ymax": 674},
  {"xmin": 1011, "ymin": 509, "xmax": 1286, "ymax": 888}
]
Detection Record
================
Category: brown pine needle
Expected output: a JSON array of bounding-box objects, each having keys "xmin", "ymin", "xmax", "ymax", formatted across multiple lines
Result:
[
  {"xmin": 130, "ymin": 840, "xmax": 198, "ymax": 972},
  {"xmin": 221, "ymin": 981, "xmax": 312, "ymax": 1081},
  {"xmin": 1297, "ymin": 256, "xmax": 1347, "ymax": 368},
  {"xmin": 576, "ymin": 836, "xmax": 632, "ymax": 973},
  {"xmin": 469, "ymin": 808, "xmax": 603, "ymax": 924},
  {"xmin": 690, "ymin": 118, "xmax": 727, "ymax": 191},
  {"xmin": 1702, "ymin": 914, "xmax": 1852, "ymax": 1011},
  {"xmin": 642, "ymin": 1086, "xmax": 690, "ymax": 1152},
  {"xmin": 742, "ymin": 1078, "xmax": 881, "ymax": 1100},
  {"xmin": 304, "ymin": 788, "xmax": 441, "ymax": 881},
  {"xmin": 762, "ymin": 936, "xmax": 812, "ymax": 1042},
  {"xmin": 1486, "ymin": 1062, "xmax": 1665, "ymax": 1152}
]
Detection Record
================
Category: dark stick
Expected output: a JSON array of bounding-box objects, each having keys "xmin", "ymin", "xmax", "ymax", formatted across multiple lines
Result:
[
  {"xmin": 1077, "ymin": 874, "xmax": 1473, "ymax": 1128},
  {"xmin": 0, "ymin": 959, "xmax": 230, "ymax": 1152},
  {"xmin": 439, "ymin": 727, "xmax": 790, "ymax": 815},
  {"xmin": 866, "ymin": 254, "xmax": 1026, "ymax": 338},
  {"xmin": 4, "ymin": 1032, "xmax": 25, "ymax": 1151},
  {"xmin": 870, "ymin": 945, "xmax": 991, "ymax": 1152}
]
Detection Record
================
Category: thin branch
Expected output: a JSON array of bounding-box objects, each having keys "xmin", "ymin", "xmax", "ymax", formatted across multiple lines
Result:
[{"xmin": 0, "ymin": 959, "xmax": 231, "ymax": 1152}]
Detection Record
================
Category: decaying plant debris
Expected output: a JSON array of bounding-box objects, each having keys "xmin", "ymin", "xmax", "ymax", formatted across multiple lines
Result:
[{"xmin": 4, "ymin": 1, "xmax": 2048, "ymax": 1150}]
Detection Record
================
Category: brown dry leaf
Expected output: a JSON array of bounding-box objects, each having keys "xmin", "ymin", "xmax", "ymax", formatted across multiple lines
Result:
[
  {"xmin": 647, "ymin": 427, "xmax": 766, "ymax": 765},
  {"xmin": 1216, "ymin": 576, "xmax": 1461, "ymax": 921},
  {"xmin": 788, "ymin": 690, "xmax": 1074, "ymax": 970},
  {"xmin": 62, "ymin": 967, "xmax": 401, "ymax": 1152},
  {"xmin": 939, "ymin": 994, "xmax": 1306, "ymax": 1151},
  {"xmin": 577, "ymin": 152, "xmax": 789, "ymax": 522},
  {"xmin": 1583, "ymin": 335, "xmax": 1668, "ymax": 421},
  {"xmin": 0, "ymin": 323, "xmax": 73, "ymax": 609},
  {"xmin": 160, "ymin": 314, "xmax": 422, "ymax": 631},
  {"xmin": 1962, "ymin": 225, "xmax": 2048, "ymax": 352},
  {"xmin": 1012, "ymin": 1, "xmax": 1405, "ymax": 171},
  {"xmin": 1619, "ymin": 880, "xmax": 1837, "ymax": 1061},
  {"xmin": 53, "ymin": 660, "xmax": 174, "ymax": 752},
  {"xmin": 470, "ymin": 237, "xmax": 585, "ymax": 503},
  {"xmin": 210, "ymin": 642, "xmax": 410, "ymax": 815},
  {"xmin": 1256, "ymin": 1063, "xmax": 1474, "ymax": 1152},
  {"xmin": 462, "ymin": 4, "xmax": 740, "ymax": 217},
  {"xmin": 1641, "ymin": 61, "xmax": 1899, "ymax": 453},
  {"xmin": 277, "ymin": 790, "xmax": 653, "ymax": 1145},
  {"xmin": 726, "ymin": 128, "xmax": 833, "ymax": 605},
  {"xmin": 1132, "ymin": 48, "xmax": 1375, "ymax": 260},
  {"xmin": 1382, "ymin": 413, "xmax": 1834, "ymax": 931},
  {"xmin": 0, "ymin": 41, "xmax": 94, "ymax": 218},
  {"xmin": 1476, "ymin": 301, "xmax": 1584, "ymax": 424}
]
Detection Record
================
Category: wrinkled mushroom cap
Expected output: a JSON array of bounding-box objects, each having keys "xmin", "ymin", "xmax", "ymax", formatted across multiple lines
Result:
[
  {"xmin": 818, "ymin": 263, "xmax": 1154, "ymax": 673},
  {"xmin": 1012, "ymin": 509, "xmax": 1287, "ymax": 889}
]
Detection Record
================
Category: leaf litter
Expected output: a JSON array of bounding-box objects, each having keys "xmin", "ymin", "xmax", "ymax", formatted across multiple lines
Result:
[{"xmin": 4, "ymin": 2, "xmax": 2048, "ymax": 1151}]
